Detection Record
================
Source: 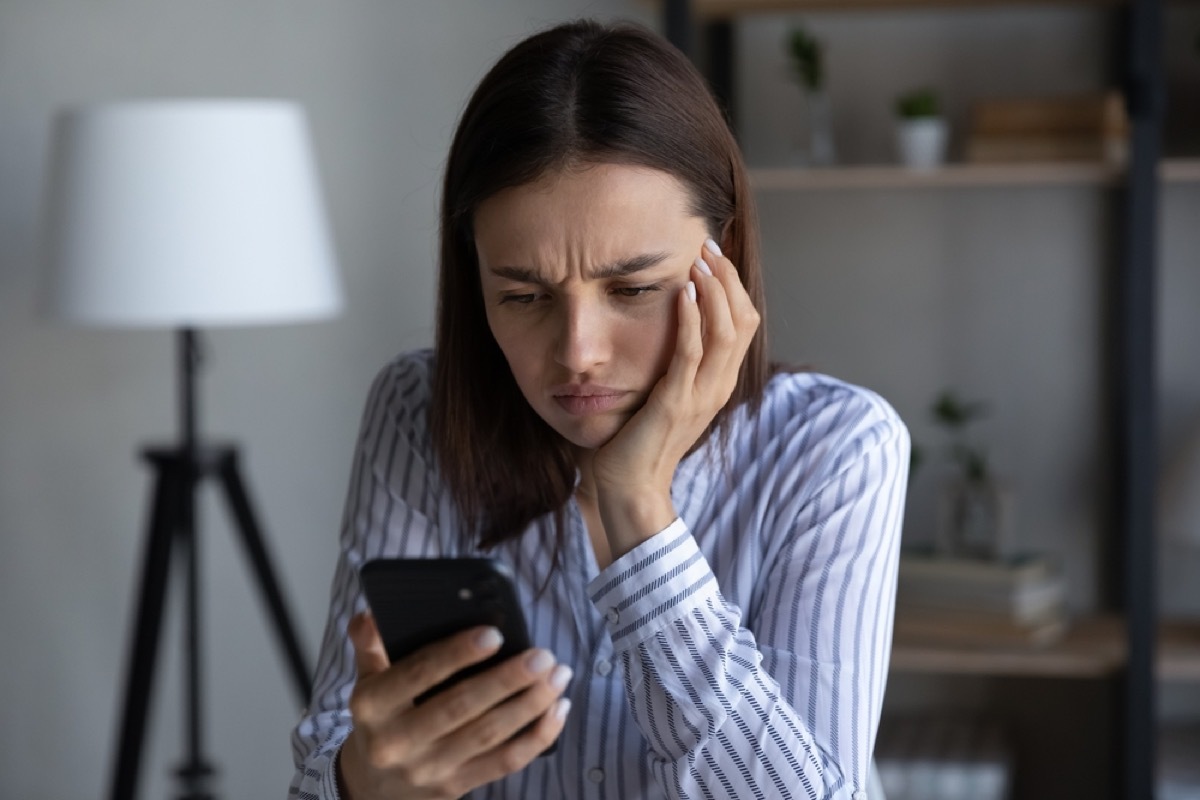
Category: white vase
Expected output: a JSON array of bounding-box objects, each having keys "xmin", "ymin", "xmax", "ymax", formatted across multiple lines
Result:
[
  {"xmin": 935, "ymin": 477, "xmax": 1015, "ymax": 559},
  {"xmin": 794, "ymin": 89, "xmax": 836, "ymax": 167},
  {"xmin": 896, "ymin": 117, "xmax": 948, "ymax": 169}
]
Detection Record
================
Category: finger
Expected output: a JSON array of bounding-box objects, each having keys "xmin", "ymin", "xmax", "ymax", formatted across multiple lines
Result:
[
  {"xmin": 433, "ymin": 661, "xmax": 572, "ymax": 764},
  {"xmin": 693, "ymin": 254, "xmax": 737, "ymax": 351},
  {"xmin": 656, "ymin": 280, "xmax": 702, "ymax": 402},
  {"xmin": 371, "ymin": 625, "xmax": 506, "ymax": 708},
  {"xmin": 703, "ymin": 238, "xmax": 760, "ymax": 338},
  {"xmin": 698, "ymin": 242, "xmax": 760, "ymax": 374},
  {"xmin": 349, "ymin": 611, "xmax": 390, "ymax": 680},
  {"xmin": 690, "ymin": 255, "xmax": 742, "ymax": 399},
  {"xmin": 406, "ymin": 647, "xmax": 561, "ymax": 744},
  {"xmin": 681, "ymin": 277, "xmax": 702, "ymax": 362},
  {"xmin": 452, "ymin": 694, "xmax": 572, "ymax": 793}
]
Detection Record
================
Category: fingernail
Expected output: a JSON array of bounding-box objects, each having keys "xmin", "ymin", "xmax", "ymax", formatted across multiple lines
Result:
[
  {"xmin": 694, "ymin": 256, "xmax": 713, "ymax": 276},
  {"xmin": 476, "ymin": 627, "xmax": 504, "ymax": 650},
  {"xmin": 554, "ymin": 698, "xmax": 572, "ymax": 721},
  {"xmin": 549, "ymin": 664, "xmax": 573, "ymax": 691},
  {"xmin": 685, "ymin": 281, "xmax": 697, "ymax": 302},
  {"xmin": 704, "ymin": 237, "xmax": 723, "ymax": 258},
  {"xmin": 526, "ymin": 648, "xmax": 555, "ymax": 674}
]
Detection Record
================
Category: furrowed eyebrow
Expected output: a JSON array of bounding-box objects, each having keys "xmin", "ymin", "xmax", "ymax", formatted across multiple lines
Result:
[
  {"xmin": 487, "ymin": 252, "xmax": 672, "ymax": 285},
  {"xmin": 589, "ymin": 251, "xmax": 671, "ymax": 280}
]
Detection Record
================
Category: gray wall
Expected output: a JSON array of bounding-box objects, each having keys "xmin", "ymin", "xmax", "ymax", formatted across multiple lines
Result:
[
  {"xmin": 0, "ymin": 3, "xmax": 649, "ymax": 798},
  {"xmin": 2, "ymin": 3, "xmax": 1198, "ymax": 799}
]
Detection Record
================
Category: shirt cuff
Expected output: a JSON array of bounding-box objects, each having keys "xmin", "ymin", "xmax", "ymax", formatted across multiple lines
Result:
[
  {"xmin": 321, "ymin": 748, "xmax": 343, "ymax": 799},
  {"xmin": 586, "ymin": 518, "xmax": 719, "ymax": 652}
]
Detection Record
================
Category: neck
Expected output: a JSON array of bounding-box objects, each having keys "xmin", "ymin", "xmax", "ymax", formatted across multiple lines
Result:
[{"xmin": 573, "ymin": 446, "xmax": 598, "ymax": 506}]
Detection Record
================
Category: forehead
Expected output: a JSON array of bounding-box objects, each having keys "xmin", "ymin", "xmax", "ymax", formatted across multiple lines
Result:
[{"xmin": 473, "ymin": 163, "xmax": 703, "ymax": 260}]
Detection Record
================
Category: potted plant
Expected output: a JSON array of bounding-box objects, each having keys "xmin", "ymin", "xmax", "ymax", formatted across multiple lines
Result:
[
  {"xmin": 895, "ymin": 87, "xmax": 948, "ymax": 169},
  {"xmin": 786, "ymin": 26, "xmax": 836, "ymax": 166},
  {"xmin": 926, "ymin": 390, "xmax": 1014, "ymax": 559}
]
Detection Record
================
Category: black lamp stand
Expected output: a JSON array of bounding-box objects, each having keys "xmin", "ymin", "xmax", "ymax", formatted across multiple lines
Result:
[{"xmin": 108, "ymin": 328, "xmax": 313, "ymax": 800}]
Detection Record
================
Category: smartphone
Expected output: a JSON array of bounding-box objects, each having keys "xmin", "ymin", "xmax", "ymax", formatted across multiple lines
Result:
[{"xmin": 359, "ymin": 557, "xmax": 536, "ymax": 705}]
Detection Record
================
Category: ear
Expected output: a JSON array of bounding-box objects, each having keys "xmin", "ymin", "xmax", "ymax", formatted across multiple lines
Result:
[{"xmin": 719, "ymin": 219, "xmax": 734, "ymax": 257}]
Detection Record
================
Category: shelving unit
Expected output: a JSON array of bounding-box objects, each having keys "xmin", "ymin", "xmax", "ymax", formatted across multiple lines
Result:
[
  {"xmin": 689, "ymin": 0, "xmax": 1125, "ymax": 13},
  {"xmin": 661, "ymin": 0, "xmax": 1182, "ymax": 796},
  {"xmin": 747, "ymin": 157, "xmax": 1200, "ymax": 190},
  {"xmin": 891, "ymin": 615, "xmax": 1200, "ymax": 679}
]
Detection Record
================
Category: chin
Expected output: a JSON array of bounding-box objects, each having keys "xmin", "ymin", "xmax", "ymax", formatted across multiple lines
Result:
[{"xmin": 546, "ymin": 415, "xmax": 624, "ymax": 452}]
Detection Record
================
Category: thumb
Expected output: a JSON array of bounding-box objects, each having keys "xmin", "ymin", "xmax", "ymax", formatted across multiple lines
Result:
[{"xmin": 349, "ymin": 610, "xmax": 390, "ymax": 678}]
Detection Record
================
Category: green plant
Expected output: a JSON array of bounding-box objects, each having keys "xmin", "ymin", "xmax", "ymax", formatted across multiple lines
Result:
[
  {"xmin": 931, "ymin": 390, "xmax": 991, "ymax": 485},
  {"xmin": 786, "ymin": 26, "xmax": 823, "ymax": 92},
  {"xmin": 895, "ymin": 87, "xmax": 941, "ymax": 119}
]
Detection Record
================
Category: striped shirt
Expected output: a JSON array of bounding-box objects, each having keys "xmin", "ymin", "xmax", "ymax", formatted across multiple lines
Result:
[{"xmin": 290, "ymin": 349, "xmax": 909, "ymax": 800}]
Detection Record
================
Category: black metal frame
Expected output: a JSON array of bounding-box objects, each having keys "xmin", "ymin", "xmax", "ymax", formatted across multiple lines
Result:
[
  {"xmin": 665, "ymin": 1, "xmax": 1167, "ymax": 797},
  {"xmin": 108, "ymin": 329, "xmax": 312, "ymax": 800},
  {"xmin": 1115, "ymin": 0, "xmax": 1164, "ymax": 796}
]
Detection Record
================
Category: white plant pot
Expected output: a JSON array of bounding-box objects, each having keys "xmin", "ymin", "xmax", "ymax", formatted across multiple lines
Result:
[{"xmin": 896, "ymin": 117, "xmax": 948, "ymax": 169}]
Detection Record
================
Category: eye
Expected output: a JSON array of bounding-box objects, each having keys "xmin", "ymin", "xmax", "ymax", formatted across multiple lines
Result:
[
  {"xmin": 613, "ymin": 285, "xmax": 661, "ymax": 298},
  {"xmin": 499, "ymin": 292, "xmax": 540, "ymax": 306}
]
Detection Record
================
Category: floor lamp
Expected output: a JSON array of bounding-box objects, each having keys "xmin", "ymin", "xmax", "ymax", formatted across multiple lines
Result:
[{"xmin": 41, "ymin": 100, "xmax": 343, "ymax": 800}]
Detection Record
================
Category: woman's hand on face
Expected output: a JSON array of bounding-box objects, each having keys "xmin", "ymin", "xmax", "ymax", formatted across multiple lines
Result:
[
  {"xmin": 591, "ymin": 238, "xmax": 761, "ymax": 549},
  {"xmin": 339, "ymin": 612, "xmax": 571, "ymax": 800}
]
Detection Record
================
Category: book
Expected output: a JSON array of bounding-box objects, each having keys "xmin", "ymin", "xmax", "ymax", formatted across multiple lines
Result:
[
  {"xmin": 964, "ymin": 90, "xmax": 1128, "ymax": 164},
  {"xmin": 875, "ymin": 717, "xmax": 1013, "ymax": 800},
  {"xmin": 893, "ymin": 605, "xmax": 1069, "ymax": 648},
  {"xmin": 898, "ymin": 548, "xmax": 1055, "ymax": 586},
  {"xmin": 896, "ymin": 579, "xmax": 1065, "ymax": 623},
  {"xmin": 969, "ymin": 91, "xmax": 1126, "ymax": 138},
  {"xmin": 964, "ymin": 134, "xmax": 1126, "ymax": 164},
  {"xmin": 896, "ymin": 549, "xmax": 1067, "ymax": 622}
]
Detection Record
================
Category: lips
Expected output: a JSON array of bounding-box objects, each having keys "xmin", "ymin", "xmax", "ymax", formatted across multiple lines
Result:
[{"xmin": 551, "ymin": 384, "xmax": 627, "ymax": 416}]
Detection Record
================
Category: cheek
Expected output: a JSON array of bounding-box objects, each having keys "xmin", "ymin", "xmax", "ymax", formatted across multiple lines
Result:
[
  {"xmin": 487, "ymin": 314, "xmax": 543, "ymax": 383},
  {"xmin": 622, "ymin": 303, "xmax": 678, "ymax": 373}
]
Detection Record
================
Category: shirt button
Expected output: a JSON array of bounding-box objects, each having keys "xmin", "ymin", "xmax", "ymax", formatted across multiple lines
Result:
[
  {"xmin": 587, "ymin": 768, "xmax": 605, "ymax": 784},
  {"xmin": 595, "ymin": 659, "xmax": 613, "ymax": 677},
  {"xmin": 604, "ymin": 608, "xmax": 619, "ymax": 624},
  {"xmin": 852, "ymin": 792, "xmax": 867, "ymax": 800}
]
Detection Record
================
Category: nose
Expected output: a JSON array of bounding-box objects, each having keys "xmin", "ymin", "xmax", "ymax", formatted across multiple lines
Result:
[{"xmin": 553, "ymin": 297, "xmax": 609, "ymax": 374}]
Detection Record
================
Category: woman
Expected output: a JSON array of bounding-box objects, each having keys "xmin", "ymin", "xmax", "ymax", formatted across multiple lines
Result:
[{"xmin": 290, "ymin": 19, "xmax": 908, "ymax": 800}]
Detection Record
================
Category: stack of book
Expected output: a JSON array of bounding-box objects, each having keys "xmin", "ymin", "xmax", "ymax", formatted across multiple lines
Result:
[
  {"xmin": 1160, "ymin": 724, "xmax": 1200, "ymax": 800},
  {"xmin": 875, "ymin": 716, "xmax": 1013, "ymax": 800},
  {"xmin": 964, "ymin": 90, "xmax": 1128, "ymax": 164},
  {"xmin": 894, "ymin": 548, "xmax": 1069, "ymax": 648}
]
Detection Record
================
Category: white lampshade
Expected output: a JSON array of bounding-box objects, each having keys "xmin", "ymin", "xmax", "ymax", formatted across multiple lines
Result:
[{"xmin": 41, "ymin": 99, "xmax": 342, "ymax": 327}]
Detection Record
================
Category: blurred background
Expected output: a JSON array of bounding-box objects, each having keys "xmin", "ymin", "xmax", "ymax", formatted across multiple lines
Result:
[{"xmin": 1, "ymin": 1, "xmax": 1198, "ymax": 798}]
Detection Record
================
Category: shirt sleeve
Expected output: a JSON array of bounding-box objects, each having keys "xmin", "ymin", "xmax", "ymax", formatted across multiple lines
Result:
[
  {"xmin": 587, "ymin": 393, "xmax": 909, "ymax": 800},
  {"xmin": 288, "ymin": 354, "xmax": 447, "ymax": 800}
]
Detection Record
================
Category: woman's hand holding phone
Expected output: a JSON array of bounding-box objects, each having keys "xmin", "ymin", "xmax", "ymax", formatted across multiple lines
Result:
[
  {"xmin": 339, "ymin": 611, "xmax": 571, "ymax": 800},
  {"xmin": 591, "ymin": 237, "xmax": 761, "ymax": 557}
]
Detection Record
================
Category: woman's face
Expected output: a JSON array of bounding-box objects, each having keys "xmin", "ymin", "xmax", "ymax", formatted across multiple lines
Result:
[{"xmin": 475, "ymin": 162, "xmax": 712, "ymax": 451}]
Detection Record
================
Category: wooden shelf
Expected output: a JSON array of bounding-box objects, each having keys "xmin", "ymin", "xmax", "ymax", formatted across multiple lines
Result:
[
  {"xmin": 1163, "ymin": 157, "xmax": 1200, "ymax": 184},
  {"xmin": 748, "ymin": 159, "xmax": 1200, "ymax": 190},
  {"xmin": 891, "ymin": 615, "xmax": 1125, "ymax": 678},
  {"xmin": 1160, "ymin": 619, "xmax": 1200, "ymax": 682},
  {"xmin": 890, "ymin": 615, "xmax": 1200, "ymax": 679},
  {"xmin": 750, "ymin": 161, "xmax": 1122, "ymax": 189},
  {"xmin": 689, "ymin": 0, "xmax": 1123, "ymax": 17}
]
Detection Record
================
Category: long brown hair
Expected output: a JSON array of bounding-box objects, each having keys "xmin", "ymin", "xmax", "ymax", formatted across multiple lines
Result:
[{"xmin": 431, "ymin": 19, "xmax": 769, "ymax": 548}]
